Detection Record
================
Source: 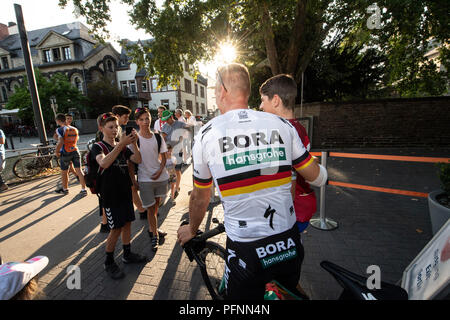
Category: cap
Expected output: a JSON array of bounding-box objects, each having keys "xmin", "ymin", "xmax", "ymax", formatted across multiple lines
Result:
[
  {"xmin": 0, "ymin": 256, "xmax": 49, "ymax": 300},
  {"xmin": 161, "ymin": 110, "xmax": 173, "ymax": 121}
]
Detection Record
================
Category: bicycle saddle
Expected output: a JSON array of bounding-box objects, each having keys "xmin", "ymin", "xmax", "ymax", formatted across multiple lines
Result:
[{"xmin": 320, "ymin": 260, "xmax": 408, "ymax": 300}]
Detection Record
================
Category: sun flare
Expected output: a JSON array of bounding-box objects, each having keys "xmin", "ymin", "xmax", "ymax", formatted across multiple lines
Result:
[{"xmin": 215, "ymin": 41, "xmax": 237, "ymax": 65}]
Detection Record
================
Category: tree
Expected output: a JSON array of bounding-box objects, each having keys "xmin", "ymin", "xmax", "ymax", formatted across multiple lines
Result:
[
  {"xmin": 86, "ymin": 75, "xmax": 127, "ymax": 116},
  {"xmin": 6, "ymin": 70, "xmax": 87, "ymax": 128},
  {"xmin": 61, "ymin": 0, "xmax": 449, "ymax": 97}
]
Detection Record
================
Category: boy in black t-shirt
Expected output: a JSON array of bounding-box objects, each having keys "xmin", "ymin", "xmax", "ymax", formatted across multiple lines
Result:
[{"xmin": 91, "ymin": 112, "xmax": 146, "ymax": 279}]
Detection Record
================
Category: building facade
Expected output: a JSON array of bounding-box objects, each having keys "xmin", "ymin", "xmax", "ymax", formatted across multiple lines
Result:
[
  {"xmin": 0, "ymin": 21, "xmax": 120, "ymax": 113},
  {"xmin": 117, "ymin": 40, "xmax": 208, "ymax": 115}
]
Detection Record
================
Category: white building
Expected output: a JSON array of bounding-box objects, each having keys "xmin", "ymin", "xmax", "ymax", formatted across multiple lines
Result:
[{"xmin": 116, "ymin": 40, "xmax": 208, "ymax": 115}]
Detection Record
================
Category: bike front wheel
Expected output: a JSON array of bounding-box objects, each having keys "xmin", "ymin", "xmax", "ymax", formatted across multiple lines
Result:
[
  {"xmin": 13, "ymin": 155, "xmax": 44, "ymax": 178},
  {"xmin": 198, "ymin": 241, "xmax": 227, "ymax": 300}
]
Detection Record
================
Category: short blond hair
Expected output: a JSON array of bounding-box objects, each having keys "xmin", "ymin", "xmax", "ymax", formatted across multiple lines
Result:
[{"xmin": 217, "ymin": 63, "xmax": 251, "ymax": 98}]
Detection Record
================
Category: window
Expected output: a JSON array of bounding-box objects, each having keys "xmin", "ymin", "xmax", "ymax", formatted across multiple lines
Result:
[
  {"xmin": 143, "ymin": 102, "xmax": 149, "ymax": 108},
  {"xmin": 151, "ymin": 79, "xmax": 159, "ymax": 92},
  {"xmin": 107, "ymin": 60, "xmax": 113, "ymax": 72},
  {"xmin": 186, "ymin": 100, "xmax": 193, "ymax": 111},
  {"xmin": 63, "ymin": 47, "xmax": 71, "ymax": 60},
  {"xmin": 161, "ymin": 99, "xmax": 169, "ymax": 108},
  {"xmin": 196, "ymin": 102, "xmax": 199, "ymax": 114},
  {"xmin": 52, "ymin": 48, "xmax": 61, "ymax": 61},
  {"xmin": 129, "ymin": 81, "xmax": 136, "ymax": 94},
  {"xmin": 141, "ymin": 80, "xmax": 148, "ymax": 92},
  {"xmin": 195, "ymin": 84, "xmax": 198, "ymax": 96},
  {"xmin": 184, "ymin": 61, "xmax": 189, "ymax": 71},
  {"xmin": 184, "ymin": 79, "xmax": 192, "ymax": 93},
  {"xmin": 1, "ymin": 86, "xmax": 8, "ymax": 102},
  {"xmin": 1, "ymin": 57, "xmax": 9, "ymax": 70},
  {"xmin": 43, "ymin": 49, "xmax": 52, "ymax": 63},
  {"xmin": 74, "ymin": 77, "xmax": 83, "ymax": 92},
  {"xmin": 200, "ymin": 86, "xmax": 205, "ymax": 98},
  {"xmin": 201, "ymin": 103, "xmax": 206, "ymax": 114},
  {"xmin": 121, "ymin": 81, "xmax": 128, "ymax": 95}
]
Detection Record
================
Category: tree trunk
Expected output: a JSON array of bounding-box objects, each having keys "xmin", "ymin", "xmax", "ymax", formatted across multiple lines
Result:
[
  {"xmin": 260, "ymin": 1, "xmax": 281, "ymax": 76},
  {"xmin": 286, "ymin": 0, "xmax": 308, "ymax": 75}
]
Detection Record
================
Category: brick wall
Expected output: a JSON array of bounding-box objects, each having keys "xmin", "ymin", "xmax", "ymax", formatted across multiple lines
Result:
[{"xmin": 294, "ymin": 96, "xmax": 450, "ymax": 149}]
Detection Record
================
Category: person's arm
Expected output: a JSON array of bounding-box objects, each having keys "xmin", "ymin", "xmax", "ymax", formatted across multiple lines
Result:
[
  {"xmin": 151, "ymin": 152, "xmax": 166, "ymax": 180},
  {"xmin": 96, "ymin": 135, "xmax": 135, "ymax": 169},
  {"xmin": 0, "ymin": 136, "xmax": 4, "ymax": 145},
  {"xmin": 128, "ymin": 161, "xmax": 139, "ymax": 189},
  {"xmin": 128, "ymin": 131, "xmax": 141, "ymax": 164},
  {"xmin": 177, "ymin": 131, "xmax": 212, "ymax": 245},
  {"xmin": 55, "ymin": 137, "xmax": 64, "ymax": 157},
  {"xmin": 178, "ymin": 185, "xmax": 210, "ymax": 245}
]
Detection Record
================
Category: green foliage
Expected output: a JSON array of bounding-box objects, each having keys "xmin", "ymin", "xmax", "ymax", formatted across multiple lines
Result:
[
  {"xmin": 86, "ymin": 75, "xmax": 127, "ymax": 115},
  {"xmin": 60, "ymin": 0, "xmax": 449, "ymax": 98},
  {"xmin": 6, "ymin": 70, "xmax": 87, "ymax": 128},
  {"xmin": 436, "ymin": 162, "xmax": 450, "ymax": 195}
]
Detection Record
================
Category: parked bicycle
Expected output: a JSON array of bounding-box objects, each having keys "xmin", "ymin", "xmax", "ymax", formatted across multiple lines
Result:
[
  {"xmin": 12, "ymin": 141, "xmax": 58, "ymax": 179},
  {"xmin": 181, "ymin": 219, "xmax": 408, "ymax": 300}
]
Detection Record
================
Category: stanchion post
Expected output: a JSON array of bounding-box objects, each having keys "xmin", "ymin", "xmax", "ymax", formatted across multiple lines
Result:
[{"xmin": 310, "ymin": 151, "xmax": 338, "ymax": 231}]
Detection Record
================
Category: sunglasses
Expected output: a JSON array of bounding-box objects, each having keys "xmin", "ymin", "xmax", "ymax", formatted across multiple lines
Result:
[
  {"xmin": 217, "ymin": 69, "xmax": 228, "ymax": 92},
  {"xmin": 135, "ymin": 107, "xmax": 149, "ymax": 114}
]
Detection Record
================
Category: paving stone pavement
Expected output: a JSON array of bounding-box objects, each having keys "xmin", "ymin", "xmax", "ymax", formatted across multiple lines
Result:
[{"xmin": 0, "ymin": 147, "xmax": 447, "ymax": 300}]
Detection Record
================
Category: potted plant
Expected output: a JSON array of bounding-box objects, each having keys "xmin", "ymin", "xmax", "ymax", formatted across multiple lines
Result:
[{"xmin": 428, "ymin": 162, "xmax": 450, "ymax": 235}]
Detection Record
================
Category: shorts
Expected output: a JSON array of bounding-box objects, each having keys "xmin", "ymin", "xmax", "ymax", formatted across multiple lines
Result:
[
  {"xmin": 223, "ymin": 224, "xmax": 304, "ymax": 300},
  {"xmin": 60, "ymin": 151, "xmax": 81, "ymax": 170},
  {"xmin": 104, "ymin": 201, "xmax": 135, "ymax": 230},
  {"xmin": 169, "ymin": 174, "xmax": 177, "ymax": 184},
  {"xmin": 175, "ymin": 151, "xmax": 183, "ymax": 170},
  {"xmin": 139, "ymin": 180, "xmax": 168, "ymax": 208}
]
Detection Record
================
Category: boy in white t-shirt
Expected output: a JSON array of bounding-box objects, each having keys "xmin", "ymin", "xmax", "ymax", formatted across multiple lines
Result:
[{"xmin": 130, "ymin": 107, "xmax": 168, "ymax": 252}]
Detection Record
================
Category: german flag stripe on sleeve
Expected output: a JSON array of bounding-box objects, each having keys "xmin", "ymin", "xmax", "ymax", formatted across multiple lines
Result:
[
  {"xmin": 216, "ymin": 166, "xmax": 292, "ymax": 197},
  {"xmin": 193, "ymin": 176, "xmax": 213, "ymax": 189},
  {"xmin": 293, "ymin": 151, "xmax": 314, "ymax": 171}
]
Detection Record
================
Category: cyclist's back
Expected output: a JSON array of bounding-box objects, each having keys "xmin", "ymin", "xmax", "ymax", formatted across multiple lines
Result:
[
  {"xmin": 195, "ymin": 108, "xmax": 308, "ymax": 242},
  {"xmin": 178, "ymin": 63, "xmax": 325, "ymax": 300}
]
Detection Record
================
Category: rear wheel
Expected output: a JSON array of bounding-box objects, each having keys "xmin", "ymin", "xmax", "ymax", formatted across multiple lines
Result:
[
  {"xmin": 198, "ymin": 241, "xmax": 227, "ymax": 300},
  {"xmin": 13, "ymin": 155, "xmax": 44, "ymax": 178}
]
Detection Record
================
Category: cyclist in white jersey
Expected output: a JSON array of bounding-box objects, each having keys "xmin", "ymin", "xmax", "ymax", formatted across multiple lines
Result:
[{"xmin": 177, "ymin": 63, "xmax": 327, "ymax": 299}]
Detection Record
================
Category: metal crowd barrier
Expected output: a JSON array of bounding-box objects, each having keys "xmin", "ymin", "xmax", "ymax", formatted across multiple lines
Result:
[{"xmin": 308, "ymin": 151, "xmax": 450, "ymax": 231}]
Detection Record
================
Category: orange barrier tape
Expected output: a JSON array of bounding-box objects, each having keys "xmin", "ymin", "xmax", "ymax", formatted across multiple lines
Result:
[
  {"xmin": 328, "ymin": 180, "xmax": 429, "ymax": 198},
  {"xmin": 328, "ymin": 152, "xmax": 450, "ymax": 163},
  {"xmin": 310, "ymin": 152, "xmax": 321, "ymax": 157}
]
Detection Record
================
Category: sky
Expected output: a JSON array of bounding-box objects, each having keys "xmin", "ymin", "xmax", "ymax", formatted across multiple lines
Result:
[
  {"xmin": 1, "ymin": 0, "xmax": 219, "ymax": 76},
  {"xmin": 1, "ymin": 0, "xmax": 152, "ymax": 51}
]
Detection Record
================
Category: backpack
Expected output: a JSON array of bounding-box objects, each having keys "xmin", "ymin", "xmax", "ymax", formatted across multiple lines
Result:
[
  {"xmin": 134, "ymin": 132, "xmax": 162, "ymax": 175},
  {"xmin": 84, "ymin": 141, "xmax": 110, "ymax": 195}
]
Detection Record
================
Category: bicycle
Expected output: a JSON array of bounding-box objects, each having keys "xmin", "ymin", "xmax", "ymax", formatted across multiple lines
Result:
[
  {"xmin": 181, "ymin": 219, "xmax": 409, "ymax": 300},
  {"xmin": 12, "ymin": 141, "xmax": 58, "ymax": 179}
]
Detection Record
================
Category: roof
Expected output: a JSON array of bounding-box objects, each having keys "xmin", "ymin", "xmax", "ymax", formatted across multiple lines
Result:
[{"xmin": 0, "ymin": 22, "xmax": 94, "ymax": 51}]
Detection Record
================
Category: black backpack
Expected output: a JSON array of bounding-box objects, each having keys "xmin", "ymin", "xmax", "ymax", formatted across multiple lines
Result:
[{"xmin": 84, "ymin": 141, "xmax": 110, "ymax": 194}]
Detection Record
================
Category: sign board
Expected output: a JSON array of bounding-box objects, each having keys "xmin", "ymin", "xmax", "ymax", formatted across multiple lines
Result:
[
  {"xmin": 401, "ymin": 220, "xmax": 450, "ymax": 300},
  {"xmin": 296, "ymin": 116, "xmax": 313, "ymax": 143}
]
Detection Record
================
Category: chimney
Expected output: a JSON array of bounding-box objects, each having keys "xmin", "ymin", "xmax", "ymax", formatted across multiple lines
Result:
[
  {"xmin": 8, "ymin": 22, "xmax": 18, "ymax": 35},
  {"xmin": 0, "ymin": 23, "xmax": 9, "ymax": 41}
]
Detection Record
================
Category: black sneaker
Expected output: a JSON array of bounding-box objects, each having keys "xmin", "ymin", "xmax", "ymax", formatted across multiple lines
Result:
[
  {"xmin": 151, "ymin": 236, "xmax": 159, "ymax": 252},
  {"xmin": 100, "ymin": 223, "xmax": 110, "ymax": 233},
  {"xmin": 174, "ymin": 190, "xmax": 179, "ymax": 199},
  {"xmin": 55, "ymin": 188, "xmax": 68, "ymax": 195},
  {"xmin": 148, "ymin": 229, "xmax": 167, "ymax": 238},
  {"xmin": 104, "ymin": 262, "xmax": 125, "ymax": 280},
  {"xmin": 79, "ymin": 189, "xmax": 87, "ymax": 196},
  {"xmin": 122, "ymin": 252, "xmax": 147, "ymax": 264}
]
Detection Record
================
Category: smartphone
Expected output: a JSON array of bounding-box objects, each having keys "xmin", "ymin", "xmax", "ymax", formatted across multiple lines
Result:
[{"xmin": 126, "ymin": 126, "xmax": 133, "ymax": 135}]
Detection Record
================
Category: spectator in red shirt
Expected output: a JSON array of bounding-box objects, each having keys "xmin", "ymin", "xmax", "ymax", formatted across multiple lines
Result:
[{"xmin": 259, "ymin": 74, "xmax": 320, "ymax": 234}]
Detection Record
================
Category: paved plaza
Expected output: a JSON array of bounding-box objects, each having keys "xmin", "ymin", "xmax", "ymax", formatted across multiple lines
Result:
[{"xmin": 0, "ymin": 147, "xmax": 447, "ymax": 300}]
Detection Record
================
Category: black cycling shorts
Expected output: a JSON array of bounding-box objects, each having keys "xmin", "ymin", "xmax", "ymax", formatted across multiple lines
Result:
[{"xmin": 223, "ymin": 224, "xmax": 304, "ymax": 300}]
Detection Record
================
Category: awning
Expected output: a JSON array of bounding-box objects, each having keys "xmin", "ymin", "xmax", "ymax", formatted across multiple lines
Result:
[{"xmin": 0, "ymin": 108, "xmax": 19, "ymax": 116}]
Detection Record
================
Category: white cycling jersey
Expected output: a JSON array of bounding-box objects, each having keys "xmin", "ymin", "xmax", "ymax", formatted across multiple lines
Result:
[{"xmin": 192, "ymin": 108, "xmax": 315, "ymax": 242}]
